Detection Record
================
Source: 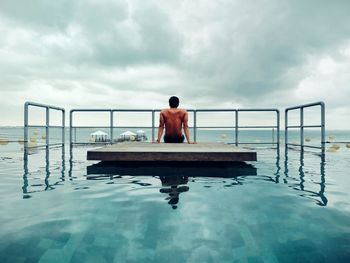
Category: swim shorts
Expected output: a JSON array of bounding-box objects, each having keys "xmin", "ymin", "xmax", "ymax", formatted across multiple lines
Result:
[{"xmin": 164, "ymin": 135, "xmax": 185, "ymax": 143}]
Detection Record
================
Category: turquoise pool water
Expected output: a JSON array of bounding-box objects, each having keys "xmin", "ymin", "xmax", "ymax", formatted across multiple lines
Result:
[{"xmin": 0, "ymin": 129, "xmax": 350, "ymax": 262}]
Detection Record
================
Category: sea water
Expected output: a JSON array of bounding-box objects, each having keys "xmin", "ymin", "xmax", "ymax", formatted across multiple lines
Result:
[{"xmin": 0, "ymin": 127, "xmax": 349, "ymax": 262}]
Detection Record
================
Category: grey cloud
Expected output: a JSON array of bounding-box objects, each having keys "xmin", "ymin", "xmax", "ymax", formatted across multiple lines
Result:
[
  {"xmin": 176, "ymin": 0, "xmax": 350, "ymax": 103},
  {"xmin": 0, "ymin": 0, "xmax": 350, "ymax": 127},
  {"xmin": 0, "ymin": 0, "xmax": 182, "ymax": 67},
  {"xmin": 81, "ymin": 1, "xmax": 182, "ymax": 66},
  {"xmin": 0, "ymin": 0, "xmax": 184, "ymax": 99},
  {"xmin": 0, "ymin": 0, "xmax": 75, "ymax": 30}
]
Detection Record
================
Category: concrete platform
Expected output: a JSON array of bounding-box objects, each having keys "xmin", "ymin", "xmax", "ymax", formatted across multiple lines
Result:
[{"xmin": 87, "ymin": 142, "xmax": 257, "ymax": 162}]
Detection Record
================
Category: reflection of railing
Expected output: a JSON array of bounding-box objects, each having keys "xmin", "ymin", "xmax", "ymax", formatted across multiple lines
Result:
[
  {"xmin": 285, "ymin": 101, "xmax": 325, "ymax": 149},
  {"xmin": 22, "ymin": 139, "xmax": 327, "ymax": 206},
  {"xmin": 69, "ymin": 108, "xmax": 280, "ymax": 146},
  {"xmin": 24, "ymin": 101, "xmax": 65, "ymax": 147},
  {"xmin": 283, "ymin": 148, "xmax": 327, "ymax": 206},
  {"xmin": 23, "ymin": 147, "xmax": 66, "ymax": 198}
]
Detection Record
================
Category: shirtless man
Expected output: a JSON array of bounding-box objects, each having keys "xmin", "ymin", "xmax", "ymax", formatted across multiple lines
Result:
[{"xmin": 156, "ymin": 96, "xmax": 195, "ymax": 144}]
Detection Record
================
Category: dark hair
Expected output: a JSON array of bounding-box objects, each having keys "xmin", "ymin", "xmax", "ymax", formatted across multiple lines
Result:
[{"xmin": 169, "ymin": 96, "xmax": 179, "ymax": 108}]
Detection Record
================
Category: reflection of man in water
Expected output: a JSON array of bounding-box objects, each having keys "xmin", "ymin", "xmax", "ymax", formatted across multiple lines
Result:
[
  {"xmin": 159, "ymin": 175, "xmax": 189, "ymax": 209},
  {"xmin": 156, "ymin": 96, "xmax": 195, "ymax": 144}
]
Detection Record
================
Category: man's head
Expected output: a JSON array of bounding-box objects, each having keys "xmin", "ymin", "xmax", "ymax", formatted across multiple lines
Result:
[{"xmin": 169, "ymin": 96, "xmax": 179, "ymax": 108}]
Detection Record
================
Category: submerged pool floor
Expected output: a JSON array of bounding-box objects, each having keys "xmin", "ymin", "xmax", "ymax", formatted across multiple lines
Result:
[{"xmin": 0, "ymin": 144, "xmax": 350, "ymax": 262}]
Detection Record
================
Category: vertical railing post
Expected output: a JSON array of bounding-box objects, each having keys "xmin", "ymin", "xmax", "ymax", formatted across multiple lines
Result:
[
  {"xmin": 285, "ymin": 109, "xmax": 288, "ymax": 147},
  {"xmin": 24, "ymin": 103, "xmax": 29, "ymax": 161},
  {"xmin": 300, "ymin": 107, "xmax": 304, "ymax": 148},
  {"xmin": 193, "ymin": 110, "xmax": 197, "ymax": 142},
  {"xmin": 235, "ymin": 110, "xmax": 238, "ymax": 146},
  {"xmin": 276, "ymin": 110, "xmax": 280, "ymax": 146},
  {"xmin": 62, "ymin": 110, "xmax": 65, "ymax": 146},
  {"xmin": 46, "ymin": 107, "xmax": 50, "ymax": 147},
  {"xmin": 152, "ymin": 110, "xmax": 155, "ymax": 142},
  {"xmin": 114, "ymin": 111, "xmax": 117, "ymax": 143},
  {"xmin": 110, "ymin": 110, "xmax": 113, "ymax": 144},
  {"xmin": 24, "ymin": 102, "xmax": 29, "ymax": 145},
  {"xmin": 69, "ymin": 110, "xmax": 73, "ymax": 146},
  {"xmin": 320, "ymin": 102, "xmax": 325, "ymax": 149}
]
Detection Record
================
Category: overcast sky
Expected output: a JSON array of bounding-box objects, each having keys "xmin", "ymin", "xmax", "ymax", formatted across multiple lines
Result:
[{"xmin": 0, "ymin": 0, "xmax": 350, "ymax": 129}]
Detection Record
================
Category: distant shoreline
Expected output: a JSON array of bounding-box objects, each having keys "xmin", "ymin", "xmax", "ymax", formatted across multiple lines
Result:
[{"xmin": 0, "ymin": 126, "xmax": 350, "ymax": 132}]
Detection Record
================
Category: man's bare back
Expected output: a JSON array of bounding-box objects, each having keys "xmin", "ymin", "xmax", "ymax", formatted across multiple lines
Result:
[
  {"xmin": 156, "ymin": 96, "xmax": 194, "ymax": 144},
  {"xmin": 161, "ymin": 108, "xmax": 186, "ymax": 137}
]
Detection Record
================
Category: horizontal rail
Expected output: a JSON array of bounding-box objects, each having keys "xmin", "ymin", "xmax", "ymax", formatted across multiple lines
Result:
[
  {"xmin": 287, "ymin": 143, "xmax": 323, "ymax": 149},
  {"xmin": 235, "ymin": 142, "xmax": 279, "ymax": 145},
  {"xmin": 193, "ymin": 126, "xmax": 278, "ymax": 129},
  {"xmin": 70, "ymin": 109, "xmax": 195, "ymax": 113},
  {"xmin": 71, "ymin": 126, "xmax": 154, "ymax": 129},
  {"xmin": 286, "ymin": 125, "xmax": 322, "ymax": 129},
  {"xmin": 286, "ymin": 101, "xmax": 325, "ymax": 111},
  {"xmin": 70, "ymin": 109, "xmax": 112, "ymax": 112},
  {"xmin": 236, "ymin": 125, "xmax": 278, "ymax": 129},
  {"xmin": 326, "ymin": 141, "xmax": 350, "ymax": 144},
  {"xmin": 70, "ymin": 108, "xmax": 279, "ymax": 113},
  {"xmin": 70, "ymin": 125, "xmax": 278, "ymax": 129},
  {"xmin": 69, "ymin": 142, "xmax": 112, "ymax": 145},
  {"xmin": 26, "ymin": 125, "xmax": 66, "ymax": 128},
  {"xmin": 25, "ymin": 101, "xmax": 65, "ymax": 112},
  {"xmin": 26, "ymin": 143, "xmax": 66, "ymax": 148},
  {"xmin": 187, "ymin": 126, "xmax": 236, "ymax": 129},
  {"xmin": 71, "ymin": 141, "xmax": 280, "ymax": 145},
  {"xmin": 195, "ymin": 109, "xmax": 236, "ymax": 112},
  {"xmin": 237, "ymin": 108, "xmax": 279, "ymax": 112},
  {"xmin": 189, "ymin": 108, "xmax": 279, "ymax": 112},
  {"xmin": 71, "ymin": 126, "xmax": 198, "ymax": 129}
]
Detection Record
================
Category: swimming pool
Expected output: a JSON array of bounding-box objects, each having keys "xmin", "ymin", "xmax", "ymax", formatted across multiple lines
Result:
[{"xmin": 0, "ymin": 131, "xmax": 350, "ymax": 262}]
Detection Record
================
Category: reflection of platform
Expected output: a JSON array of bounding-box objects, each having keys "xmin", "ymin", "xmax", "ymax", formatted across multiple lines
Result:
[
  {"xmin": 86, "ymin": 161, "xmax": 257, "ymax": 179},
  {"xmin": 87, "ymin": 142, "xmax": 257, "ymax": 162}
]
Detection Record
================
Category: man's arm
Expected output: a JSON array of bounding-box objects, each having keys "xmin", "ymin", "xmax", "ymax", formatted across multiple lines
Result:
[
  {"xmin": 156, "ymin": 112, "xmax": 165, "ymax": 143},
  {"xmin": 183, "ymin": 111, "xmax": 195, "ymax": 144}
]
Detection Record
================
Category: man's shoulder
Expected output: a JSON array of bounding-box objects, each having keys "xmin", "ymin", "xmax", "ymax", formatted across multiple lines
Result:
[{"xmin": 161, "ymin": 108, "xmax": 187, "ymax": 114}]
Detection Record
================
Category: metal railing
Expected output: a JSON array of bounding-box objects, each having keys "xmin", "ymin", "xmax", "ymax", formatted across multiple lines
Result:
[
  {"xmin": 285, "ymin": 101, "xmax": 325, "ymax": 149},
  {"xmin": 195, "ymin": 109, "xmax": 280, "ymax": 146},
  {"xmin": 24, "ymin": 102, "xmax": 65, "ymax": 148},
  {"xmin": 70, "ymin": 108, "xmax": 280, "ymax": 146}
]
